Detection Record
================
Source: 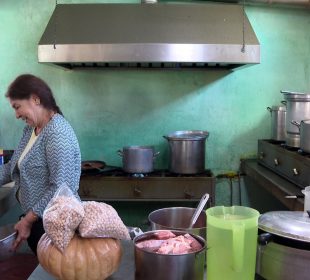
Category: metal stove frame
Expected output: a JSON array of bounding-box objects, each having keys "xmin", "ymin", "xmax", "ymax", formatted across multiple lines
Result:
[
  {"xmin": 78, "ymin": 169, "xmax": 215, "ymax": 205},
  {"xmin": 258, "ymin": 139, "xmax": 310, "ymax": 189}
]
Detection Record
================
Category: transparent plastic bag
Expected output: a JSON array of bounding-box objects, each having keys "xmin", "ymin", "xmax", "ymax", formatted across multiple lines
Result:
[
  {"xmin": 78, "ymin": 201, "xmax": 130, "ymax": 240},
  {"xmin": 43, "ymin": 184, "xmax": 84, "ymax": 252}
]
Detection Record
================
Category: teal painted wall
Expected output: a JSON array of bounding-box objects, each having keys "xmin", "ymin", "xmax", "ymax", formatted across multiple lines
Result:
[{"xmin": 0, "ymin": 1, "xmax": 309, "ymax": 208}]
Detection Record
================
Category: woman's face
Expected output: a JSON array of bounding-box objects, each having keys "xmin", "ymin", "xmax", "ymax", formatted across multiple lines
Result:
[{"xmin": 9, "ymin": 95, "xmax": 40, "ymax": 127}]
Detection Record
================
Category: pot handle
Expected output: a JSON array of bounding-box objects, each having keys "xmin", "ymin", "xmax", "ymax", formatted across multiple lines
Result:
[
  {"xmin": 291, "ymin": 120, "xmax": 300, "ymax": 130},
  {"xmin": 126, "ymin": 226, "xmax": 144, "ymax": 240},
  {"xmin": 153, "ymin": 151, "xmax": 160, "ymax": 158},
  {"xmin": 232, "ymin": 222, "xmax": 245, "ymax": 272},
  {"xmin": 267, "ymin": 107, "xmax": 272, "ymax": 113},
  {"xmin": 281, "ymin": 100, "xmax": 287, "ymax": 106},
  {"xmin": 257, "ymin": 232, "xmax": 273, "ymax": 246},
  {"xmin": 117, "ymin": 150, "xmax": 123, "ymax": 157}
]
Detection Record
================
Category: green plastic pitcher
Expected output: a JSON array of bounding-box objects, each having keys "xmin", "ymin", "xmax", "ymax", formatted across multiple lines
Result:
[{"xmin": 206, "ymin": 206, "xmax": 259, "ymax": 280}]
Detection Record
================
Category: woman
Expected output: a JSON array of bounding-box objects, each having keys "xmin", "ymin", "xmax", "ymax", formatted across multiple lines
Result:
[{"xmin": 0, "ymin": 74, "xmax": 81, "ymax": 254}]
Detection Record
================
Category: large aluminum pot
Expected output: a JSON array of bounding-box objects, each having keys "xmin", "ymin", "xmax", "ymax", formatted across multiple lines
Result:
[
  {"xmin": 148, "ymin": 207, "xmax": 206, "ymax": 240},
  {"xmin": 256, "ymin": 211, "xmax": 310, "ymax": 280},
  {"xmin": 163, "ymin": 130, "xmax": 209, "ymax": 174},
  {"xmin": 291, "ymin": 120, "xmax": 310, "ymax": 153},
  {"xmin": 134, "ymin": 230, "xmax": 206, "ymax": 280},
  {"xmin": 267, "ymin": 106, "xmax": 286, "ymax": 141},
  {"xmin": 118, "ymin": 146, "xmax": 159, "ymax": 173},
  {"xmin": 282, "ymin": 90, "xmax": 310, "ymax": 147}
]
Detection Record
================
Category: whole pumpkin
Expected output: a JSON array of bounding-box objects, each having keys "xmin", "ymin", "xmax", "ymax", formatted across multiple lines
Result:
[{"xmin": 37, "ymin": 233, "xmax": 122, "ymax": 280}]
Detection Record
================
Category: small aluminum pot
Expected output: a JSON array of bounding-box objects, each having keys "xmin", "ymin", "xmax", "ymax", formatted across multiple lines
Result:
[
  {"xmin": 134, "ymin": 230, "xmax": 206, "ymax": 280},
  {"xmin": 291, "ymin": 120, "xmax": 310, "ymax": 153},
  {"xmin": 118, "ymin": 146, "xmax": 159, "ymax": 173},
  {"xmin": 148, "ymin": 207, "xmax": 206, "ymax": 240}
]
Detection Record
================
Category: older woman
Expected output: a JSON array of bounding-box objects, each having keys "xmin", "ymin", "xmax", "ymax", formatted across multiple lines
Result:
[{"xmin": 0, "ymin": 74, "xmax": 81, "ymax": 254}]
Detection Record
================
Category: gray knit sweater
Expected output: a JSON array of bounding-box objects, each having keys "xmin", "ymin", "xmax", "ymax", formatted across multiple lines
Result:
[{"xmin": 0, "ymin": 114, "xmax": 81, "ymax": 217}]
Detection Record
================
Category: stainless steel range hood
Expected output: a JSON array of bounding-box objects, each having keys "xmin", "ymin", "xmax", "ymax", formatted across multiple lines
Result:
[{"xmin": 38, "ymin": 3, "xmax": 260, "ymax": 70}]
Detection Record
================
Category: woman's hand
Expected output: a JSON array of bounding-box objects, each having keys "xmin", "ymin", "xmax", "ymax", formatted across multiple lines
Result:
[{"xmin": 12, "ymin": 211, "xmax": 38, "ymax": 251}]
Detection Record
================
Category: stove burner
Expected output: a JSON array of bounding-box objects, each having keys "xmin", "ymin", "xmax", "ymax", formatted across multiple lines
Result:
[
  {"xmin": 131, "ymin": 173, "xmax": 146, "ymax": 178},
  {"xmin": 280, "ymin": 143, "xmax": 299, "ymax": 152},
  {"xmin": 267, "ymin": 139, "xmax": 285, "ymax": 145},
  {"xmin": 297, "ymin": 149, "xmax": 310, "ymax": 157}
]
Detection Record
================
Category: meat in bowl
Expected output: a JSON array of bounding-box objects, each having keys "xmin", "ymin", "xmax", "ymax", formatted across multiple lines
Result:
[
  {"xmin": 136, "ymin": 230, "xmax": 203, "ymax": 255},
  {"xmin": 134, "ymin": 230, "xmax": 206, "ymax": 280}
]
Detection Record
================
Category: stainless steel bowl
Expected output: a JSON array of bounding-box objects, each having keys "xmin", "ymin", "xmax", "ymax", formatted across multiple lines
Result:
[
  {"xmin": 148, "ymin": 207, "xmax": 206, "ymax": 240},
  {"xmin": 0, "ymin": 224, "xmax": 17, "ymax": 260}
]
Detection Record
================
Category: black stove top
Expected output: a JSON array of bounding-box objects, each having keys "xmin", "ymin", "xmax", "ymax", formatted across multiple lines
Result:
[
  {"xmin": 81, "ymin": 167, "xmax": 213, "ymax": 178},
  {"xmin": 263, "ymin": 139, "xmax": 310, "ymax": 157}
]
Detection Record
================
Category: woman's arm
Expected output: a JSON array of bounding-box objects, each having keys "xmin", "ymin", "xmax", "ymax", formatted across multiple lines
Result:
[{"xmin": 12, "ymin": 210, "xmax": 38, "ymax": 250}]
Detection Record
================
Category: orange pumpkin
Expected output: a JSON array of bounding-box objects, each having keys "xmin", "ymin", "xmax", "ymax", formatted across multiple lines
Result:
[{"xmin": 37, "ymin": 233, "xmax": 122, "ymax": 280}]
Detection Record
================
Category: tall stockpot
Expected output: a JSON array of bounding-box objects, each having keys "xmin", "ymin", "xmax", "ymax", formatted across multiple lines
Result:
[
  {"xmin": 134, "ymin": 230, "xmax": 206, "ymax": 280},
  {"xmin": 257, "ymin": 211, "xmax": 310, "ymax": 280},
  {"xmin": 163, "ymin": 130, "xmax": 209, "ymax": 174},
  {"xmin": 267, "ymin": 106, "xmax": 286, "ymax": 141},
  {"xmin": 281, "ymin": 90, "xmax": 310, "ymax": 147}
]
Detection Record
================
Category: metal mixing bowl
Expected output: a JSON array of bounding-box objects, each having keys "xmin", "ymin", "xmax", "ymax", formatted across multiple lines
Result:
[
  {"xmin": 0, "ymin": 224, "xmax": 17, "ymax": 260},
  {"xmin": 148, "ymin": 207, "xmax": 206, "ymax": 240}
]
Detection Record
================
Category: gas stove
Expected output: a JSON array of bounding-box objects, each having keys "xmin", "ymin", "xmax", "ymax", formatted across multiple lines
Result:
[
  {"xmin": 258, "ymin": 139, "xmax": 310, "ymax": 189},
  {"xmin": 78, "ymin": 167, "xmax": 215, "ymax": 205}
]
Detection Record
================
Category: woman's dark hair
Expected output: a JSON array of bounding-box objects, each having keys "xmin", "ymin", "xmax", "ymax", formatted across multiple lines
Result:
[{"xmin": 6, "ymin": 74, "xmax": 63, "ymax": 115}]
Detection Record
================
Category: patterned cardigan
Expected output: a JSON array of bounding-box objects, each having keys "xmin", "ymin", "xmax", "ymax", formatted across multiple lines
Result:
[{"xmin": 0, "ymin": 114, "xmax": 81, "ymax": 217}]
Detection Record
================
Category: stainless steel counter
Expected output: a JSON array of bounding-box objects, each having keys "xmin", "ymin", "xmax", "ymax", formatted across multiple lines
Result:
[{"xmin": 28, "ymin": 239, "xmax": 264, "ymax": 280}]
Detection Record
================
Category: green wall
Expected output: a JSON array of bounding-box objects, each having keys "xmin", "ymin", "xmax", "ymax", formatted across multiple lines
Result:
[{"xmin": 0, "ymin": 1, "xmax": 309, "ymax": 207}]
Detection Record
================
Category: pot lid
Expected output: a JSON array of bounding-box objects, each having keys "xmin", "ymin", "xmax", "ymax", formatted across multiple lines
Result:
[
  {"xmin": 281, "ymin": 90, "xmax": 310, "ymax": 101},
  {"xmin": 258, "ymin": 211, "xmax": 310, "ymax": 242},
  {"xmin": 301, "ymin": 119, "xmax": 310, "ymax": 125},
  {"xmin": 164, "ymin": 130, "xmax": 209, "ymax": 140}
]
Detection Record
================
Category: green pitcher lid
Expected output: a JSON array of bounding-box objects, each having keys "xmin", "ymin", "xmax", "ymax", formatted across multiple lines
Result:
[{"xmin": 258, "ymin": 211, "xmax": 310, "ymax": 242}]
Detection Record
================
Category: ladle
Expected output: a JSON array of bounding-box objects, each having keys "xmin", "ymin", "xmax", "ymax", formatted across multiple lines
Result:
[{"xmin": 189, "ymin": 193, "xmax": 209, "ymax": 229}]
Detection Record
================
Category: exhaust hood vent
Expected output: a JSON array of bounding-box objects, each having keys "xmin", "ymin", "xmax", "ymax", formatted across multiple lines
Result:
[{"xmin": 38, "ymin": 3, "xmax": 260, "ymax": 70}]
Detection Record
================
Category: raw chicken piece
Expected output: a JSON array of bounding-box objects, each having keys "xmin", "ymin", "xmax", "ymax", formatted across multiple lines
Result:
[
  {"xmin": 158, "ymin": 236, "xmax": 192, "ymax": 254},
  {"xmin": 136, "ymin": 230, "xmax": 203, "ymax": 255},
  {"xmin": 136, "ymin": 239, "xmax": 165, "ymax": 251},
  {"xmin": 184, "ymin": 234, "xmax": 203, "ymax": 251},
  {"xmin": 154, "ymin": 231, "xmax": 176, "ymax": 240}
]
